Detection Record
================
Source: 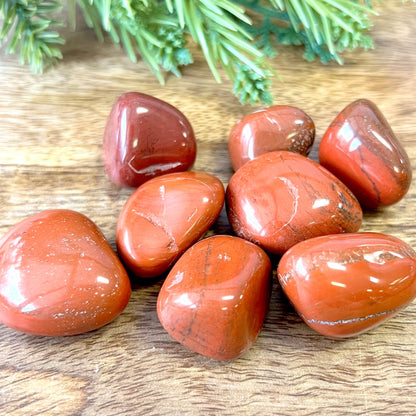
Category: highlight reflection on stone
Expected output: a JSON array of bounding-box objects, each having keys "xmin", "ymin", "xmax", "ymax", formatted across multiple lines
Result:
[
  {"xmin": 228, "ymin": 105, "xmax": 315, "ymax": 171},
  {"xmin": 157, "ymin": 235, "xmax": 271, "ymax": 360},
  {"xmin": 103, "ymin": 92, "xmax": 196, "ymax": 188},
  {"xmin": 277, "ymin": 233, "xmax": 416, "ymax": 337},
  {"xmin": 117, "ymin": 171, "xmax": 225, "ymax": 278},
  {"xmin": 319, "ymin": 99, "xmax": 412, "ymax": 209},
  {"xmin": 0, "ymin": 210, "xmax": 131, "ymax": 336},
  {"xmin": 226, "ymin": 151, "xmax": 362, "ymax": 255}
]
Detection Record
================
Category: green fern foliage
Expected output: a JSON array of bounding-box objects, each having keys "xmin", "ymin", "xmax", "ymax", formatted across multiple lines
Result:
[
  {"xmin": 238, "ymin": 0, "xmax": 375, "ymax": 64},
  {"xmin": 0, "ymin": 1, "xmax": 65, "ymax": 73},
  {"xmin": 0, "ymin": 0, "xmax": 382, "ymax": 104}
]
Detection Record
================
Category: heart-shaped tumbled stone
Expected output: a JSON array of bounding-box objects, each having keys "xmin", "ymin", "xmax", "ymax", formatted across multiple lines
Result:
[
  {"xmin": 103, "ymin": 92, "xmax": 197, "ymax": 188},
  {"xmin": 319, "ymin": 99, "xmax": 412, "ymax": 209},
  {"xmin": 228, "ymin": 105, "xmax": 315, "ymax": 171},
  {"xmin": 157, "ymin": 235, "xmax": 271, "ymax": 360},
  {"xmin": 226, "ymin": 151, "xmax": 362, "ymax": 255},
  {"xmin": 117, "ymin": 171, "xmax": 225, "ymax": 278},
  {"xmin": 277, "ymin": 233, "xmax": 416, "ymax": 337},
  {"xmin": 0, "ymin": 210, "xmax": 131, "ymax": 336}
]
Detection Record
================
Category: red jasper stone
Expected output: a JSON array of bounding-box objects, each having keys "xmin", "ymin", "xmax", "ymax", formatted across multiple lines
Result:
[
  {"xmin": 117, "ymin": 171, "xmax": 225, "ymax": 278},
  {"xmin": 103, "ymin": 92, "xmax": 197, "ymax": 188},
  {"xmin": 319, "ymin": 99, "xmax": 412, "ymax": 209},
  {"xmin": 228, "ymin": 105, "xmax": 315, "ymax": 171},
  {"xmin": 0, "ymin": 210, "xmax": 131, "ymax": 336},
  {"xmin": 157, "ymin": 235, "xmax": 271, "ymax": 360},
  {"xmin": 226, "ymin": 151, "xmax": 362, "ymax": 255},
  {"xmin": 277, "ymin": 233, "xmax": 416, "ymax": 338}
]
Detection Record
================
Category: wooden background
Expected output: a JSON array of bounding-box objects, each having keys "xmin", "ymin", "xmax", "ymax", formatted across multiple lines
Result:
[{"xmin": 1, "ymin": 1, "xmax": 416, "ymax": 415}]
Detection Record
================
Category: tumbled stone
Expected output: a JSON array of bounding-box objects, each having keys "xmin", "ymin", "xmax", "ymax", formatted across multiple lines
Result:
[
  {"xmin": 226, "ymin": 151, "xmax": 362, "ymax": 255},
  {"xmin": 319, "ymin": 99, "xmax": 412, "ymax": 209},
  {"xmin": 117, "ymin": 171, "xmax": 225, "ymax": 278},
  {"xmin": 228, "ymin": 105, "xmax": 315, "ymax": 171},
  {"xmin": 278, "ymin": 233, "xmax": 416, "ymax": 337},
  {"xmin": 0, "ymin": 210, "xmax": 131, "ymax": 336},
  {"xmin": 103, "ymin": 92, "xmax": 197, "ymax": 187},
  {"xmin": 157, "ymin": 235, "xmax": 271, "ymax": 360}
]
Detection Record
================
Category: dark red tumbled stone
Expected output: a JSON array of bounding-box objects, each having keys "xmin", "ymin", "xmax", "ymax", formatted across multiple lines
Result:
[
  {"xmin": 319, "ymin": 99, "xmax": 412, "ymax": 209},
  {"xmin": 103, "ymin": 92, "xmax": 197, "ymax": 187}
]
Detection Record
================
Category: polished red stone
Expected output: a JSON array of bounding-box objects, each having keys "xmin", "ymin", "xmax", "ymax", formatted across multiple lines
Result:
[
  {"xmin": 319, "ymin": 99, "xmax": 412, "ymax": 209},
  {"xmin": 228, "ymin": 105, "xmax": 315, "ymax": 171},
  {"xmin": 117, "ymin": 171, "xmax": 225, "ymax": 278},
  {"xmin": 103, "ymin": 92, "xmax": 197, "ymax": 187},
  {"xmin": 0, "ymin": 210, "xmax": 131, "ymax": 336},
  {"xmin": 226, "ymin": 151, "xmax": 362, "ymax": 255},
  {"xmin": 278, "ymin": 233, "xmax": 416, "ymax": 338},
  {"xmin": 157, "ymin": 235, "xmax": 271, "ymax": 360}
]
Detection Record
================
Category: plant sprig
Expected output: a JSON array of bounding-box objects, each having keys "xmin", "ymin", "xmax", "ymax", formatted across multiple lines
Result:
[
  {"xmin": 237, "ymin": 0, "xmax": 375, "ymax": 64},
  {"xmin": 166, "ymin": 0, "xmax": 273, "ymax": 104},
  {"xmin": 0, "ymin": 1, "xmax": 65, "ymax": 73},
  {"xmin": 0, "ymin": 0, "xmax": 383, "ymax": 104}
]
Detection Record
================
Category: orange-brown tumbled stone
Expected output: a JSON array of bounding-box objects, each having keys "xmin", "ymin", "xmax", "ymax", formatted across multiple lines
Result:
[
  {"xmin": 228, "ymin": 105, "xmax": 315, "ymax": 171},
  {"xmin": 117, "ymin": 171, "xmax": 225, "ymax": 278},
  {"xmin": 226, "ymin": 151, "xmax": 362, "ymax": 255},
  {"xmin": 0, "ymin": 210, "xmax": 131, "ymax": 336},
  {"xmin": 278, "ymin": 233, "xmax": 416, "ymax": 337},
  {"xmin": 157, "ymin": 235, "xmax": 272, "ymax": 360}
]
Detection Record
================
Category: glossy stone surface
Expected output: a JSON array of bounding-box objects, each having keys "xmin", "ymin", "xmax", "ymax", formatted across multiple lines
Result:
[
  {"xmin": 228, "ymin": 105, "xmax": 315, "ymax": 171},
  {"xmin": 319, "ymin": 99, "xmax": 412, "ymax": 209},
  {"xmin": 157, "ymin": 235, "xmax": 271, "ymax": 360},
  {"xmin": 117, "ymin": 171, "xmax": 225, "ymax": 278},
  {"xmin": 0, "ymin": 210, "xmax": 131, "ymax": 336},
  {"xmin": 226, "ymin": 151, "xmax": 362, "ymax": 255},
  {"xmin": 103, "ymin": 92, "xmax": 197, "ymax": 188},
  {"xmin": 278, "ymin": 233, "xmax": 416, "ymax": 338}
]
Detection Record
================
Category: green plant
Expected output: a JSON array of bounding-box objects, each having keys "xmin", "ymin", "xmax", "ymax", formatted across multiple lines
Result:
[{"xmin": 0, "ymin": 1, "xmax": 380, "ymax": 104}]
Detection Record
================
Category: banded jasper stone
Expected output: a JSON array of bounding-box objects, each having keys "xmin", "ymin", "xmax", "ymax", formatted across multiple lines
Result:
[
  {"xmin": 103, "ymin": 92, "xmax": 197, "ymax": 188},
  {"xmin": 319, "ymin": 99, "xmax": 412, "ymax": 209},
  {"xmin": 228, "ymin": 105, "xmax": 315, "ymax": 171},
  {"xmin": 157, "ymin": 235, "xmax": 272, "ymax": 360},
  {"xmin": 117, "ymin": 171, "xmax": 225, "ymax": 278},
  {"xmin": 277, "ymin": 233, "xmax": 416, "ymax": 337},
  {"xmin": 0, "ymin": 210, "xmax": 131, "ymax": 336},
  {"xmin": 226, "ymin": 151, "xmax": 362, "ymax": 255}
]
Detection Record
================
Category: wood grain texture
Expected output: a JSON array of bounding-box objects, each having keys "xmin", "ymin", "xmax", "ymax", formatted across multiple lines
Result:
[{"xmin": 1, "ymin": 1, "xmax": 416, "ymax": 414}]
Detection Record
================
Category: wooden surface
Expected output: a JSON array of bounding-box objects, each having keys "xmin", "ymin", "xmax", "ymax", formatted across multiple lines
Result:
[{"xmin": 1, "ymin": 2, "xmax": 416, "ymax": 415}]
